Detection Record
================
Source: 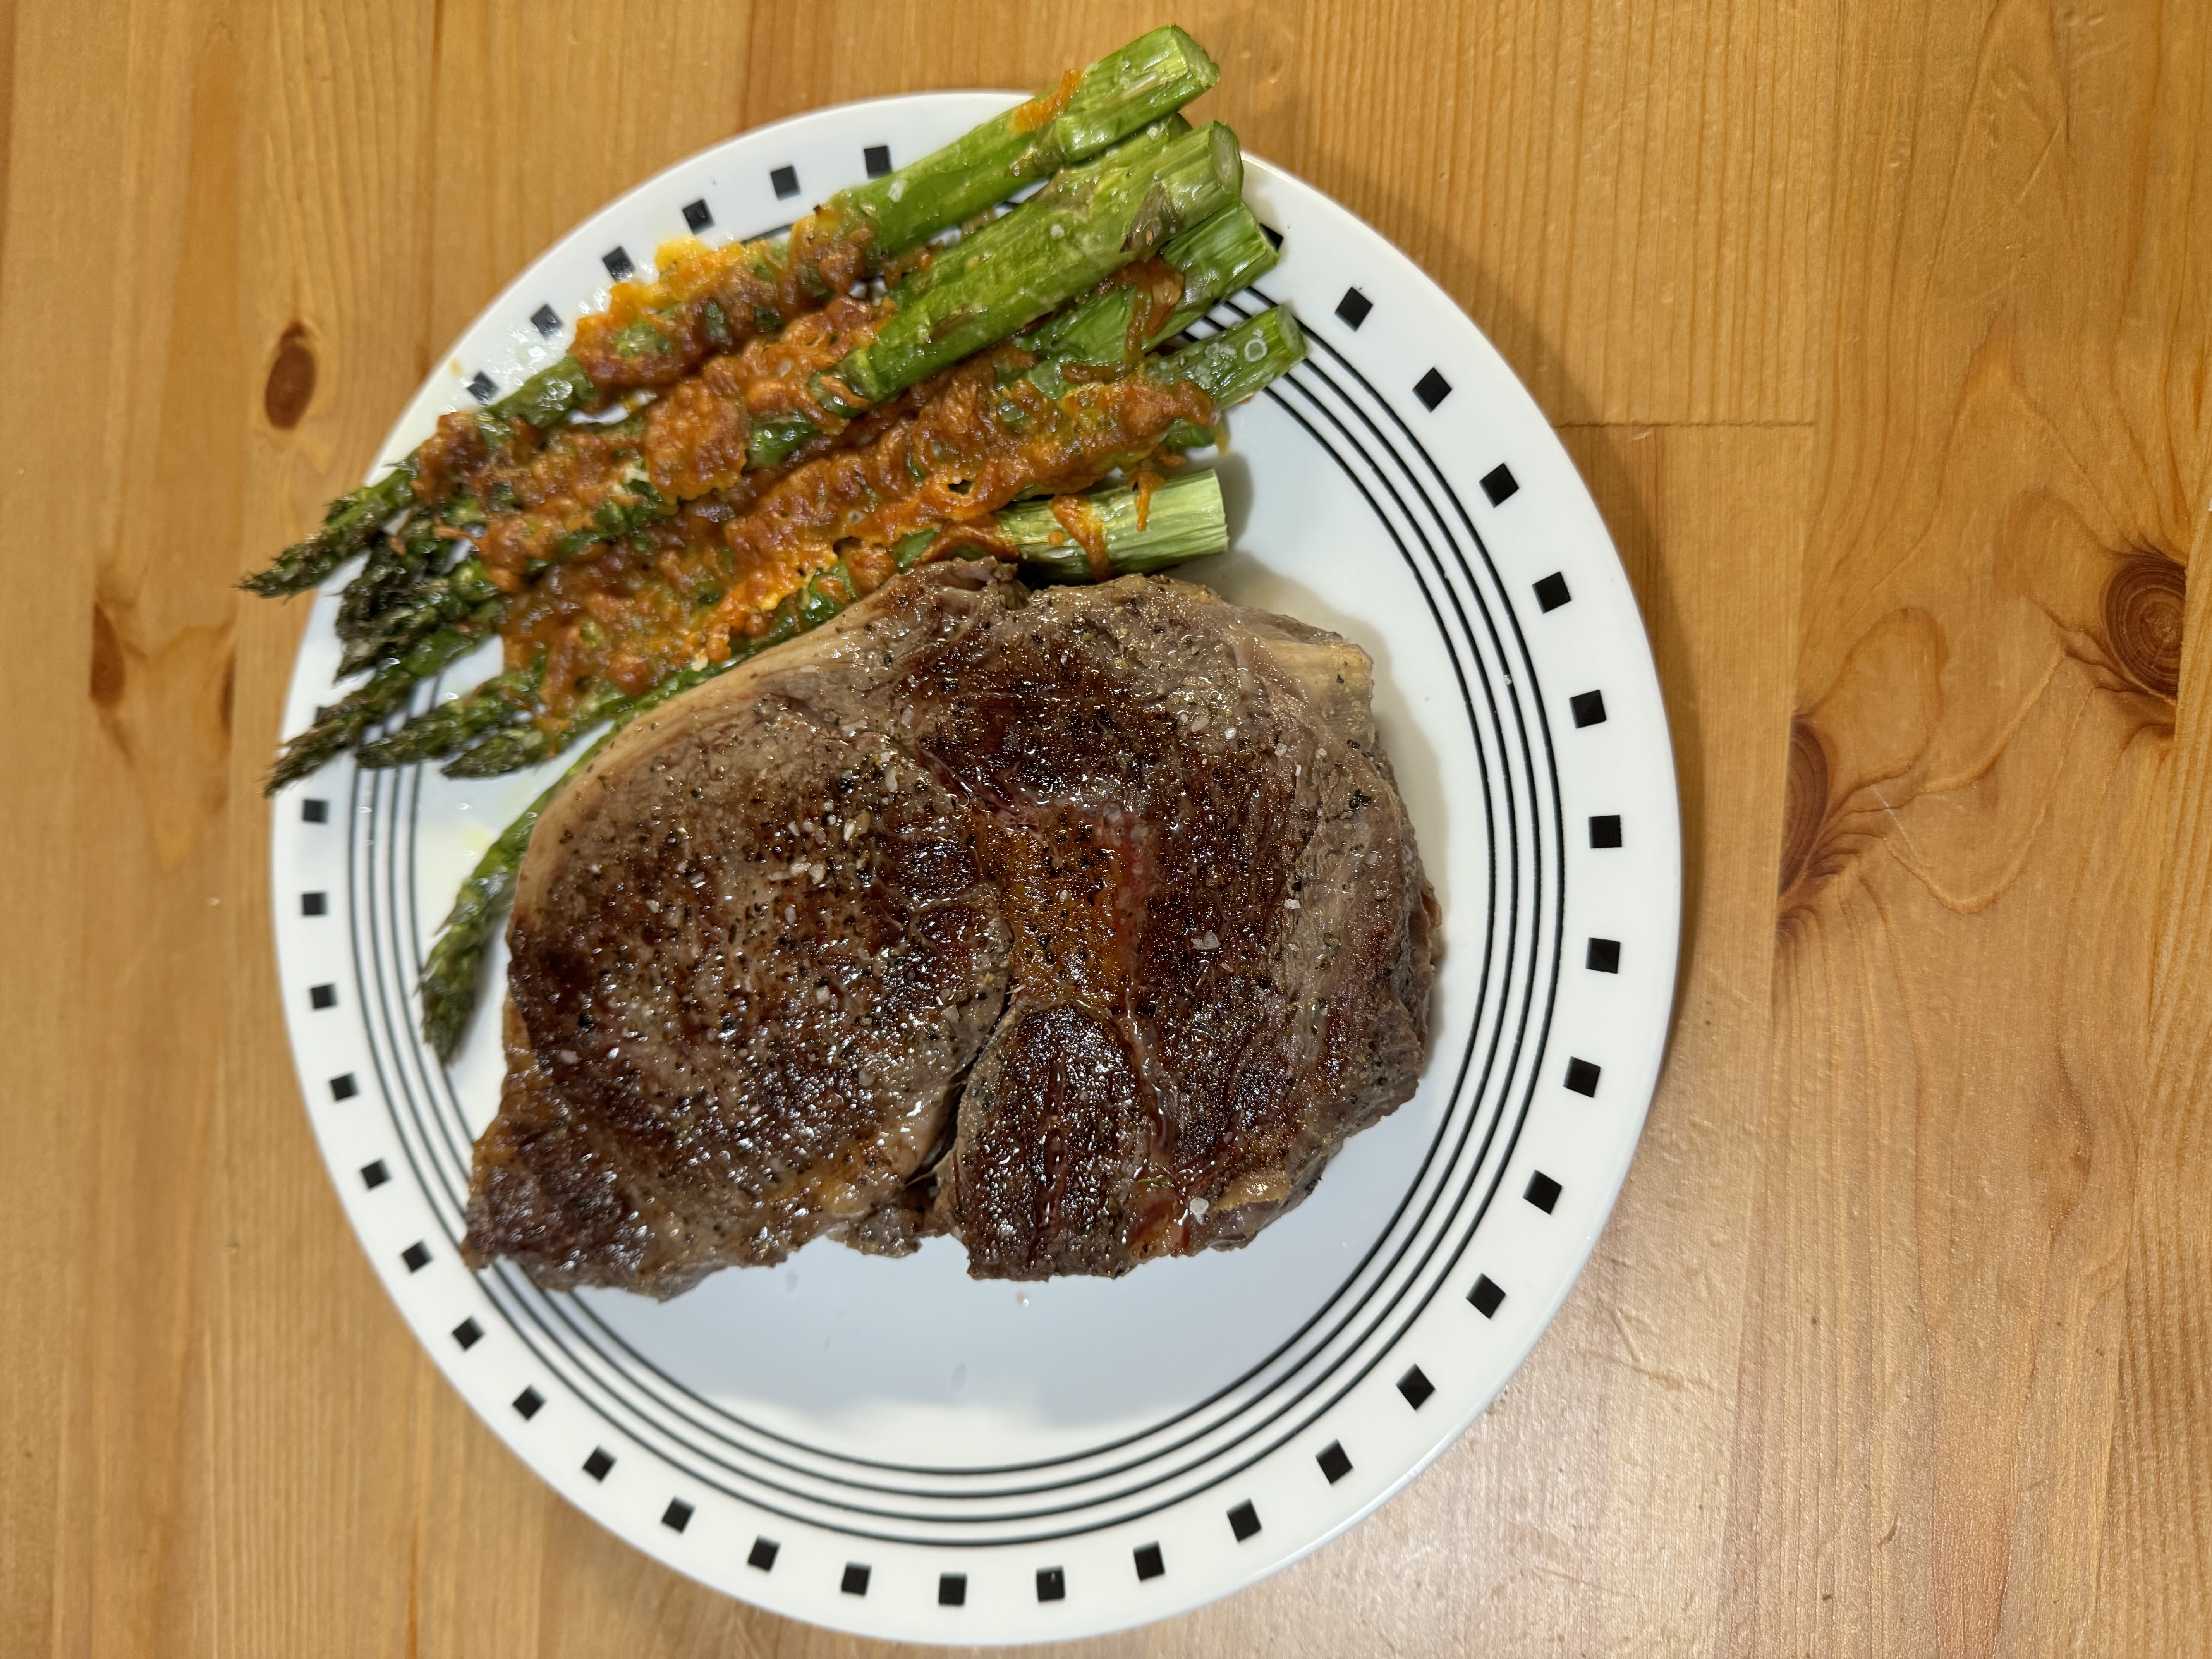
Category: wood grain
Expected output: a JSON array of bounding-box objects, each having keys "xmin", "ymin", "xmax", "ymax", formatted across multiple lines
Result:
[{"xmin": 0, "ymin": 2, "xmax": 2205, "ymax": 1656}]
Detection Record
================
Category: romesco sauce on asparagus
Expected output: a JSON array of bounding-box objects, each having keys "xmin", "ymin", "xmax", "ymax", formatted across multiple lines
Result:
[
  {"xmin": 569, "ymin": 215, "xmax": 884, "ymax": 392},
  {"xmin": 411, "ymin": 298, "xmax": 886, "ymax": 591},
  {"xmin": 413, "ymin": 252, "xmax": 1187, "ymax": 600},
  {"xmin": 499, "ymin": 350, "xmax": 1215, "ymax": 720}
]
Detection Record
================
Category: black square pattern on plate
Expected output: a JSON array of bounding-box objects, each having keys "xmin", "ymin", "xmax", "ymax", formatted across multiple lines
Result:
[
  {"xmin": 1317, "ymin": 1440, "xmax": 1353, "ymax": 1483},
  {"xmin": 514, "ymin": 1386, "xmax": 544, "ymax": 1420},
  {"xmin": 360, "ymin": 1159, "xmax": 388, "ymax": 1189},
  {"xmin": 771, "ymin": 164, "xmax": 800, "ymax": 199},
  {"xmin": 1535, "ymin": 572, "xmax": 1572, "ymax": 612},
  {"xmin": 1587, "ymin": 937, "xmax": 1622, "ymax": 973},
  {"xmin": 466, "ymin": 370, "xmax": 496, "ymax": 405},
  {"xmin": 401, "ymin": 1242, "xmax": 431, "ymax": 1273},
  {"xmin": 301, "ymin": 891, "xmax": 327, "ymax": 917},
  {"xmin": 1334, "ymin": 287, "xmax": 1372, "ymax": 330},
  {"xmin": 1228, "ymin": 1500, "xmax": 1262, "ymax": 1542},
  {"xmin": 302, "ymin": 798, "xmax": 328, "ymax": 823},
  {"xmin": 1398, "ymin": 1364, "xmax": 1436, "ymax": 1409},
  {"xmin": 1590, "ymin": 814, "xmax": 1623, "ymax": 849},
  {"xmin": 452, "ymin": 1317, "xmax": 482, "ymax": 1350},
  {"xmin": 1134, "ymin": 1542, "xmax": 1165, "ymax": 1581},
  {"xmin": 603, "ymin": 246, "xmax": 634, "ymax": 281},
  {"xmin": 1571, "ymin": 690, "xmax": 1609, "ymax": 728},
  {"xmin": 1525, "ymin": 1171, "xmax": 1563, "ymax": 1213},
  {"xmin": 309, "ymin": 983, "xmax": 337, "ymax": 1010},
  {"xmin": 1259, "ymin": 222, "xmax": 1283, "ymax": 249},
  {"xmin": 681, "ymin": 198, "xmax": 712, "ymax": 233},
  {"xmin": 1036, "ymin": 1566, "xmax": 1066, "ymax": 1602},
  {"xmin": 583, "ymin": 1447, "xmax": 615, "ymax": 1481},
  {"xmin": 663, "ymin": 1499, "xmax": 693, "ymax": 1533},
  {"xmin": 1413, "ymin": 368, "xmax": 1453, "ymax": 410},
  {"xmin": 1482, "ymin": 462, "xmax": 1520, "ymax": 505},
  {"xmin": 841, "ymin": 1563, "xmax": 871, "ymax": 1596},
  {"xmin": 329, "ymin": 1073, "xmax": 359, "ymax": 1101},
  {"xmin": 1565, "ymin": 1057, "xmax": 1602, "ymax": 1097},
  {"xmin": 1468, "ymin": 1274, "xmax": 1506, "ymax": 1317},
  {"xmin": 864, "ymin": 143, "xmax": 892, "ymax": 177},
  {"xmin": 531, "ymin": 303, "xmax": 561, "ymax": 337},
  {"xmin": 939, "ymin": 1573, "xmax": 967, "ymax": 1606},
  {"xmin": 748, "ymin": 1536, "xmax": 779, "ymax": 1571}
]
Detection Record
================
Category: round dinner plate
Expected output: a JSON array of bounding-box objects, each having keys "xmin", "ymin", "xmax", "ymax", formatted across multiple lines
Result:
[{"xmin": 269, "ymin": 91, "xmax": 1681, "ymax": 1645}]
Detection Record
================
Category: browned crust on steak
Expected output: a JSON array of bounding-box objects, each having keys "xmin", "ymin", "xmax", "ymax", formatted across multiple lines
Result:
[{"xmin": 463, "ymin": 561, "xmax": 1436, "ymax": 1294}]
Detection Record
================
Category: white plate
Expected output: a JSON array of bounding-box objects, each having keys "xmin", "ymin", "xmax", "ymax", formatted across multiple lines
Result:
[{"xmin": 270, "ymin": 92, "xmax": 1681, "ymax": 1645}]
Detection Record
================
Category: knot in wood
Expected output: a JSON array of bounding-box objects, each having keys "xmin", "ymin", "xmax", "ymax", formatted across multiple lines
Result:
[
  {"xmin": 264, "ymin": 322, "xmax": 317, "ymax": 431},
  {"xmin": 1779, "ymin": 715, "xmax": 1829, "ymax": 898},
  {"xmin": 2102, "ymin": 551, "xmax": 2184, "ymax": 699},
  {"xmin": 89, "ymin": 603, "xmax": 125, "ymax": 708}
]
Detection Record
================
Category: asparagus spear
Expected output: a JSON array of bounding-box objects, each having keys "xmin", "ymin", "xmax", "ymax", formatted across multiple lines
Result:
[
  {"xmin": 999, "ymin": 467, "xmax": 1225, "ymax": 580},
  {"xmin": 417, "ymin": 469, "xmax": 1230, "ymax": 1058},
  {"xmin": 335, "ymin": 518, "xmax": 441, "ymax": 653},
  {"xmin": 244, "ymin": 29, "xmax": 1219, "ymax": 599}
]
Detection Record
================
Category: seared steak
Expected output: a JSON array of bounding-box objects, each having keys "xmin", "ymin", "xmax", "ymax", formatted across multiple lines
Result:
[{"xmin": 463, "ymin": 559, "xmax": 1435, "ymax": 1295}]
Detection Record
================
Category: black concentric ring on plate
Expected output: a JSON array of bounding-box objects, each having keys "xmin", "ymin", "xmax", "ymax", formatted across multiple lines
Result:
[{"xmin": 343, "ymin": 284, "xmax": 1567, "ymax": 1547}]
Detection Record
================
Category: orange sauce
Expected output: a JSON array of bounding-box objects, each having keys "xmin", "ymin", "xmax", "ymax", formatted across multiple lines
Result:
[
  {"xmin": 1104, "ymin": 257, "xmax": 1187, "ymax": 354},
  {"xmin": 1011, "ymin": 69, "xmax": 1082, "ymax": 134},
  {"xmin": 407, "ymin": 297, "xmax": 890, "ymax": 594},
  {"xmin": 1049, "ymin": 494, "xmax": 1112, "ymax": 578},
  {"xmin": 709, "ymin": 349, "xmax": 1212, "ymax": 608},
  {"xmin": 568, "ymin": 204, "xmax": 878, "ymax": 391},
  {"xmin": 1130, "ymin": 468, "xmax": 1164, "ymax": 532}
]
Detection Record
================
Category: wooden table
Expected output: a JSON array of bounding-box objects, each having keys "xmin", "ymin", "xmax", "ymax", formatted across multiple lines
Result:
[{"xmin": 6, "ymin": 3, "xmax": 2207, "ymax": 1653}]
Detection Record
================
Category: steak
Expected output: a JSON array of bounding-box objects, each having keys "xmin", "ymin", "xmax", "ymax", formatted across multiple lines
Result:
[{"xmin": 462, "ymin": 559, "xmax": 1436, "ymax": 1295}]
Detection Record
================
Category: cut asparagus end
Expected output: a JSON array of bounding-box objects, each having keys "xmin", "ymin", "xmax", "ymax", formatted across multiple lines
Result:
[
  {"xmin": 1018, "ymin": 199, "xmax": 1281, "ymax": 385},
  {"xmin": 1161, "ymin": 304, "xmax": 1307, "ymax": 407},
  {"xmin": 997, "ymin": 469, "xmax": 1228, "ymax": 580},
  {"xmin": 1042, "ymin": 25, "xmax": 1220, "ymax": 165},
  {"xmin": 841, "ymin": 26, "xmax": 1220, "ymax": 256},
  {"xmin": 834, "ymin": 121, "xmax": 1244, "ymax": 406},
  {"xmin": 1148, "ymin": 202, "xmax": 1279, "ymax": 344}
]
